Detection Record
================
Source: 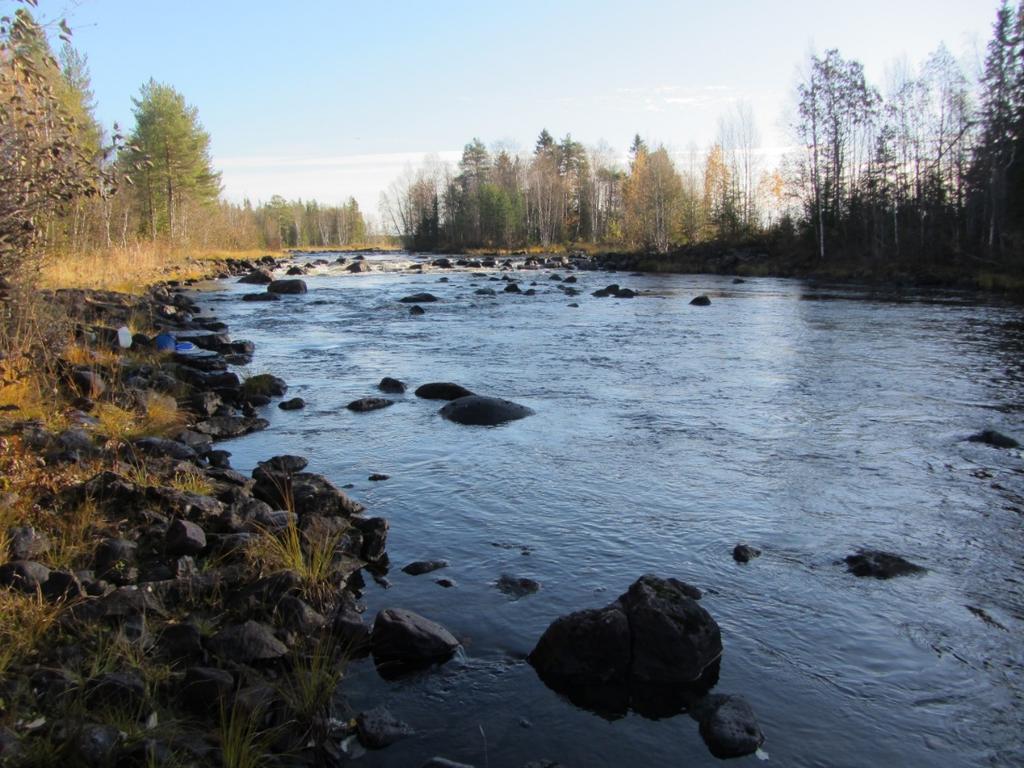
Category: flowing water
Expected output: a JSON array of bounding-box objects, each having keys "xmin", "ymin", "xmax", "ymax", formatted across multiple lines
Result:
[{"xmin": 193, "ymin": 253, "xmax": 1024, "ymax": 767}]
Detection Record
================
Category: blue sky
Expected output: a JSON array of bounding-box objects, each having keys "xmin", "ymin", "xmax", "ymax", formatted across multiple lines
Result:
[{"xmin": 24, "ymin": 0, "xmax": 1000, "ymax": 217}]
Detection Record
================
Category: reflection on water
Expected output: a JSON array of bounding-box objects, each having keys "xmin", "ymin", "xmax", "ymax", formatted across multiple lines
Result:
[{"xmin": 193, "ymin": 254, "xmax": 1024, "ymax": 767}]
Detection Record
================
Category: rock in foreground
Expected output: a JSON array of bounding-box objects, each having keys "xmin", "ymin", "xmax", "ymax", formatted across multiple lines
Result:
[
  {"xmin": 695, "ymin": 694, "xmax": 765, "ymax": 759},
  {"xmin": 267, "ymin": 279, "xmax": 307, "ymax": 295},
  {"xmin": 371, "ymin": 608, "xmax": 459, "ymax": 673},
  {"xmin": 439, "ymin": 395, "xmax": 534, "ymax": 426}
]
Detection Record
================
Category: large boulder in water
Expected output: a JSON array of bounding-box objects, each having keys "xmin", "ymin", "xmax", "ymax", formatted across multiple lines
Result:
[
  {"xmin": 694, "ymin": 694, "xmax": 765, "ymax": 759},
  {"xmin": 439, "ymin": 395, "xmax": 533, "ymax": 426},
  {"xmin": 267, "ymin": 279, "xmax": 307, "ymax": 295},
  {"xmin": 414, "ymin": 382, "xmax": 474, "ymax": 400},
  {"xmin": 844, "ymin": 549, "xmax": 925, "ymax": 579}
]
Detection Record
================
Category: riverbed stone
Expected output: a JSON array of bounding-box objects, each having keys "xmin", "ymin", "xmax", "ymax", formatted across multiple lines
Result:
[
  {"xmin": 402, "ymin": 560, "xmax": 448, "ymax": 576},
  {"xmin": 732, "ymin": 544, "xmax": 761, "ymax": 563},
  {"xmin": 278, "ymin": 397, "xmax": 305, "ymax": 410},
  {"xmin": 356, "ymin": 706, "xmax": 416, "ymax": 749},
  {"xmin": 844, "ymin": 549, "xmax": 926, "ymax": 578},
  {"xmin": 399, "ymin": 293, "xmax": 438, "ymax": 303},
  {"xmin": 237, "ymin": 269, "xmax": 273, "ymax": 284},
  {"xmin": 497, "ymin": 575, "xmax": 541, "ymax": 598},
  {"xmin": 439, "ymin": 395, "xmax": 534, "ymax": 426},
  {"xmin": 690, "ymin": 295, "xmax": 711, "ymax": 306},
  {"xmin": 415, "ymin": 382, "xmax": 474, "ymax": 400},
  {"xmin": 267, "ymin": 279, "xmax": 307, "ymax": 295},
  {"xmin": 967, "ymin": 429, "xmax": 1020, "ymax": 449},
  {"xmin": 378, "ymin": 377, "xmax": 406, "ymax": 394},
  {"xmin": 409, "ymin": 305, "xmax": 426, "ymax": 315},
  {"xmin": 695, "ymin": 694, "xmax": 765, "ymax": 759},
  {"xmin": 242, "ymin": 292, "xmax": 280, "ymax": 302},
  {"xmin": 347, "ymin": 397, "xmax": 395, "ymax": 413}
]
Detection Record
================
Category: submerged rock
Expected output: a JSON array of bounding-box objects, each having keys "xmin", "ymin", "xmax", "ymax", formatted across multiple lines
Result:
[
  {"xmin": 415, "ymin": 382, "xmax": 474, "ymax": 400},
  {"xmin": 356, "ymin": 706, "xmax": 416, "ymax": 749},
  {"xmin": 967, "ymin": 429, "xmax": 1020, "ymax": 449},
  {"xmin": 689, "ymin": 295, "xmax": 711, "ymax": 306},
  {"xmin": 402, "ymin": 560, "xmax": 448, "ymax": 576},
  {"xmin": 439, "ymin": 395, "xmax": 534, "ymax": 426},
  {"xmin": 409, "ymin": 305, "xmax": 426, "ymax": 315},
  {"xmin": 237, "ymin": 270, "xmax": 273, "ymax": 284},
  {"xmin": 242, "ymin": 292, "xmax": 280, "ymax": 302},
  {"xmin": 347, "ymin": 397, "xmax": 395, "ymax": 413},
  {"xmin": 399, "ymin": 293, "xmax": 438, "ymax": 303},
  {"xmin": 695, "ymin": 694, "xmax": 765, "ymax": 759},
  {"xmin": 278, "ymin": 397, "xmax": 305, "ymax": 410},
  {"xmin": 496, "ymin": 575, "xmax": 541, "ymax": 599},
  {"xmin": 732, "ymin": 544, "xmax": 761, "ymax": 563},
  {"xmin": 267, "ymin": 279, "xmax": 307, "ymax": 295},
  {"xmin": 844, "ymin": 549, "xmax": 926, "ymax": 579},
  {"xmin": 378, "ymin": 377, "xmax": 406, "ymax": 394}
]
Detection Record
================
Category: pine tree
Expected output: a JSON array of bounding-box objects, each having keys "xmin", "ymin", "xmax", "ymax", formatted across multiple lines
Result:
[{"xmin": 123, "ymin": 80, "xmax": 221, "ymax": 241}]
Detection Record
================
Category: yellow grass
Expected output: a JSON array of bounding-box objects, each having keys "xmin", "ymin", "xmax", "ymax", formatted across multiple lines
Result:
[
  {"xmin": 91, "ymin": 392, "xmax": 184, "ymax": 441},
  {"xmin": 0, "ymin": 590, "xmax": 63, "ymax": 677},
  {"xmin": 41, "ymin": 244, "xmax": 283, "ymax": 293}
]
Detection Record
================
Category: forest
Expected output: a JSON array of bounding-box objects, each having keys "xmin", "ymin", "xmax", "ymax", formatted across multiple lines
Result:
[{"xmin": 2, "ymin": 0, "xmax": 1023, "ymax": 300}]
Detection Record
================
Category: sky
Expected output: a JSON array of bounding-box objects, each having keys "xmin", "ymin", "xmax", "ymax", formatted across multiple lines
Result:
[{"xmin": 21, "ymin": 0, "xmax": 1000, "ymax": 217}]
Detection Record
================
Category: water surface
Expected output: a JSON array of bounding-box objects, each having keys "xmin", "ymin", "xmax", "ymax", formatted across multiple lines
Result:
[{"xmin": 194, "ymin": 254, "xmax": 1024, "ymax": 767}]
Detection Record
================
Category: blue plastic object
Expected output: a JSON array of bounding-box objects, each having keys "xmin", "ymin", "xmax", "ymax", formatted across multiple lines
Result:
[
  {"xmin": 154, "ymin": 333, "xmax": 176, "ymax": 352},
  {"xmin": 174, "ymin": 341, "xmax": 196, "ymax": 352}
]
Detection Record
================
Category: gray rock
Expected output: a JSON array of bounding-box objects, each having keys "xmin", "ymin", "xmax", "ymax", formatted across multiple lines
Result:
[
  {"xmin": 346, "ymin": 397, "xmax": 395, "ymax": 413},
  {"xmin": 402, "ymin": 560, "xmax": 448, "ymax": 576},
  {"xmin": 696, "ymin": 694, "xmax": 765, "ymax": 759},
  {"xmin": 132, "ymin": 436, "xmax": 197, "ymax": 461},
  {"xmin": 356, "ymin": 706, "xmax": 415, "ymax": 749},
  {"xmin": 415, "ymin": 382, "xmax": 474, "ymax": 400},
  {"xmin": 165, "ymin": 519, "xmax": 207, "ymax": 557},
  {"xmin": 0, "ymin": 560, "xmax": 52, "ymax": 593},
  {"xmin": 267, "ymin": 279, "xmax": 307, "ymax": 295},
  {"xmin": 844, "ymin": 550, "xmax": 926, "ymax": 579},
  {"xmin": 94, "ymin": 538, "xmax": 138, "ymax": 585},
  {"xmin": 439, "ymin": 395, "xmax": 534, "ymax": 426},
  {"xmin": 529, "ymin": 604, "xmax": 631, "ymax": 687},
  {"xmin": 253, "ymin": 468, "xmax": 364, "ymax": 517},
  {"xmin": 278, "ymin": 595, "xmax": 326, "ymax": 635},
  {"xmin": 332, "ymin": 606, "xmax": 371, "ymax": 656},
  {"xmin": 371, "ymin": 608, "xmax": 459, "ymax": 665},
  {"xmin": 210, "ymin": 621, "xmax": 288, "ymax": 662}
]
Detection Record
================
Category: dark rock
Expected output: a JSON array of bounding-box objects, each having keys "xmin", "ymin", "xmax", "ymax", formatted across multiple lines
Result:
[
  {"xmin": 75, "ymin": 723, "xmax": 121, "ymax": 766},
  {"xmin": 87, "ymin": 671, "xmax": 146, "ymax": 711},
  {"xmin": 732, "ymin": 544, "xmax": 761, "ymax": 563},
  {"xmin": 504, "ymin": 282, "xmax": 522, "ymax": 293},
  {"xmin": 431, "ymin": 258, "xmax": 452, "ymax": 268},
  {"xmin": 529, "ymin": 575, "xmax": 721, "ymax": 713},
  {"xmin": 71, "ymin": 368, "xmax": 106, "ymax": 398},
  {"xmin": 409, "ymin": 305, "xmax": 426, "ymax": 315},
  {"xmin": 496, "ymin": 575, "xmax": 540, "ymax": 598},
  {"xmin": 732, "ymin": 278, "xmax": 746, "ymax": 284},
  {"xmin": 614, "ymin": 288, "xmax": 636, "ymax": 298},
  {"xmin": 696, "ymin": 694, "xmax": 765, "ymax": 759},
  {"xmin": 158, "ymin": 623, "xmax": 204, "ymax": 663},
  {"xmin": 357, "ymin": 706, "xmax": 415, "ymax": 749},
  {"xmin": 50, "ymin": 427, "xmax": 99, "ymax": 462},
  {"xmin": 332, "ymin": 606, "xmax": 371, "ymax": 656},
  {"xmin": 180, "ymin": 666, "xmax": 234, "ymax": 715},
  {"xmin": 278, "ymin": 595, "xmax": 326, "ymax": 635},
  {"xmin": 7, "ymin": 525, "xmax": 49, "ymax": 561},
  {"xmin": 420, "ymin": 759, "xmax": 475, "ymax": 768},
  {"xmin": 378, "ymin": 377, "xmax": 406, "ymax": 394},
  {"xmin": 563, "ymin": 275, "xmax": 577, "ymax": 283},
  {"xmin": 399, "ymin": 293, "xmax": 438, "ymax": 303},
  {"xmin": 131, "ymin": 437, "xmax": 197, "ymax": 461},
  {"xmin": 371, "ymin": 608, "xmax": 459, "ymax": 667},
  {"xmin": 474, "ymin": 288, "xmax": 496, "ymax": 296},
  {"xmin": 0, "ymin": 560, "xmax": 51, "ymax": 592},
  {"xmin": 346, "ymin": 397, "xmax": 395, "ymax": 413},
  {"xmin": 194, "ymin": 415, "xmax": 269, "ymax": 439},
  {"xmin": 94, "ymin": 538, "xmax": 138, "ymax": 585},
  {"xmin": 165, "ymin": 519, "xmax": 207, "ymax": 557},
  {"xmin": 402, "ymin": 560, "xmax": 448, "ymax": 576},
  {"xmin": 242, "ymin": 292, "xmax": 280, "ymax": 302},
  {"xmin": 267, "ymin": 279, "xmax": 307, "ymax": 295},
  {"xmin": 256, "ymin": 454, "xmax": 308, "ymax": 475},
  {"xmin": 435, "ymin": 578, "xmax": 456, "ymax": 588},
  {"xmin": 241, "ymin": 374, "xmax": 288, "ymax": 398},
  {"xmin": 237, "ymin": 270, "xmax": 273, "ymax": 284},
  {"xmin": 967, "ymin": 429, "xmax": 1020, "ymax": 449},
  {"xmin": 42, "ymin": 570, "xmax": 83, "ymax": 602},
  {"xmin": 210, "ymin": 620, "xmax": 288, "ymax": 662},
  {"xmin": 368, "ymin": 473, "xmax": 390, "ymax": 481},
  {"xmin": 278, "ymin": 397, "xmax": 305, "ymax": 410},
  {"xmin": 254, "ymin": 468, "xmax": 364, "ymax": 517},
  {"xmin": 415, "ymin": 382, "xmax": 474, "ymax": 400},
  {"xmin": 353, "ymin": 516, "xmax": 388, "ymax": 562},
  {"xmin": 844, "ymin": 550, "xmax": 926, "ymax": 579},
  {"xmin": 689, "ymin": 295, "xmax": 711, "ymax": 306},
  {"xmin": 285, "ymin": 265, "xmax": 305, "ymax": 276},
  {"xmin": 347, "ymin": 260, "xmax": 372, "ymax": 273},
  {"xmin": 439, "ymin": 395, "xmax": 534, "ymax": 426},
  {"xmin": 204, "ymin": 449, "xmax": 232, "ymax": 468}
]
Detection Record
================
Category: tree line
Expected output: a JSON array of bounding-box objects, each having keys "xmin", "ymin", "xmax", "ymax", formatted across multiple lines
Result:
[
  {"xmin": 0, "ymin": 4, "xmax": 369, "ymax": 284},
  {"xmin": 383, "ymin": 1, "xmax": 1024, "ymax": 275}
]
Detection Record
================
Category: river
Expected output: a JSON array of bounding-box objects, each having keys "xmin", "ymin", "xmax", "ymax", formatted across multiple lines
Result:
[{"xmin": 193, "ymin": 252, "xmax": 1024, "ymax": 767}]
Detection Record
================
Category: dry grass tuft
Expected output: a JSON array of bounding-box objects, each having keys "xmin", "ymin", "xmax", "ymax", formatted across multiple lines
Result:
[
  {"xmin": 247, "ymin": 517, "xmax": 341, "ymax": 600},
  {"xmin": 0, "ymin": 589, "xmax": 63, "ymax": 676}
]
